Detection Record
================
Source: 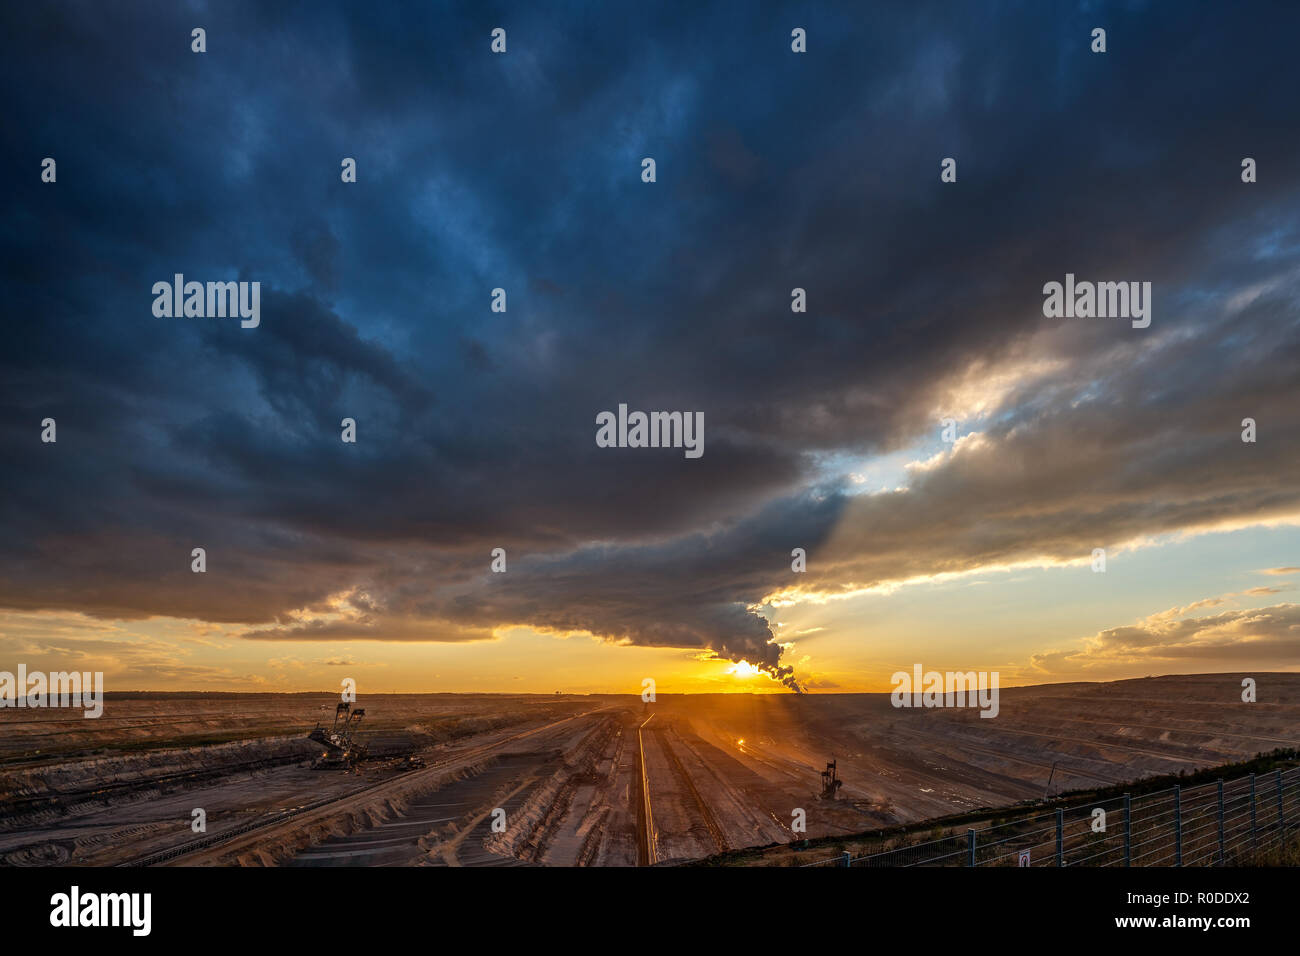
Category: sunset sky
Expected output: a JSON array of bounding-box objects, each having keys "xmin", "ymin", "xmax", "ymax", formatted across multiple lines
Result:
[{"xmin": 2, "ymin": 2, "xmax": 1298, "ymax": 695}]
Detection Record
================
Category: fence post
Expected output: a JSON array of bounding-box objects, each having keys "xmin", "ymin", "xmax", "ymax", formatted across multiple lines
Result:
[
  {"xmin": 1174, "ymin": 785, "xmax": 1182, "ymax": 866},
  {"xmin": 1250, "ymin": 773, "xmax": 1257, "ymax": 849},
  {"xmin": 1123, "ymin": 793, "xmax": 1131, "ymax": 866},
  {"xmin": 1217, "ymin": 779, "xmax": 1225, "ymax": 865},
  {"xmin": 967, "ymin": 828, "xmax": 976, "ymax": 867},
  {"xmin": 1056, "ymin": 808, "xmax": 1064, "ymax": 867},
  {"xmin": 1278, "ymin": 769, "xmax": 1286, "ymax": 844},
  {"xmin": 840, "ymin": 851, "xmax": 851, "ymax": 868}
]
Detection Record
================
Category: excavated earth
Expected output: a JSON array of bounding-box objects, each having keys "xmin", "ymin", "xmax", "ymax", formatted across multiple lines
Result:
[{"xmin": 1, "ymin": 676, "xmax": 1296, "ymax": 867}]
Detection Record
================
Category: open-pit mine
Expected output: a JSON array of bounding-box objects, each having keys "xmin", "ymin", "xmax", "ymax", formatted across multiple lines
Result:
[{"xmin": 2, "ymin": 674, "xmax": 1297, "ymax": 867}]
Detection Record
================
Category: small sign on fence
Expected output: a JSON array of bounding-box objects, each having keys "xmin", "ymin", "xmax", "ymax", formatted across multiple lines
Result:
[{"xmin": 1018, "ymin": 850, "xmax": 1031, "ymax": 867}]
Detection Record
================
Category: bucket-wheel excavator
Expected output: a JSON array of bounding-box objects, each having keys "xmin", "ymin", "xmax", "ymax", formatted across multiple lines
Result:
[{"xmin": 308, "ymin": 701, "xmax": 368, "ymax": 769}]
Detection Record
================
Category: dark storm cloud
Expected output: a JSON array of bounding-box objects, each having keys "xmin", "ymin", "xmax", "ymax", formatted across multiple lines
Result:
[{"xmin": 3, "ymin": 1, "xmax": 1300, "ymax": 687}]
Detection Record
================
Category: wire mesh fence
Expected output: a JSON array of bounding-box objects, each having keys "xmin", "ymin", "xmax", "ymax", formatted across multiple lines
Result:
[{"xmin": 803, "ymin": 766, "xmax": 1300, "ymax": 867}]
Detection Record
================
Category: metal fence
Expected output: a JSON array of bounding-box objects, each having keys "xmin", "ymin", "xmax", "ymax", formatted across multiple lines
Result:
[{"xmin": 804, "ymin": 766, "xmax": 1300, "ymax": 867}]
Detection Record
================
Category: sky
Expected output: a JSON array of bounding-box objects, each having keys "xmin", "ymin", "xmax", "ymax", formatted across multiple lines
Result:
[{"xmin": 1, "ymin": 0, "xmax": 1298, "ymax": 695}]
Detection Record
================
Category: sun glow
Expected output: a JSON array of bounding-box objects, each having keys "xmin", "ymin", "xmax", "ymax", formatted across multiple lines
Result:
[{"xmin": 728, "ymin": 660, "xmax": 761, "ymax": 679}]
